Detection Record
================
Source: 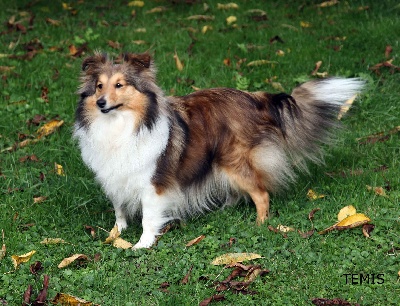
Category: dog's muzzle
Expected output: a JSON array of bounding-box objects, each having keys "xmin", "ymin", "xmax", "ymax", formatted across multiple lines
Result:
[{"xmin": 96, "ymin": 98, "xmax": 123, "ymax": 113}]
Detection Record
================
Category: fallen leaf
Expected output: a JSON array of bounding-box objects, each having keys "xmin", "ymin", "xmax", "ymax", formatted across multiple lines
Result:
[
  {"xmin": 186, "ymin": 235, "xmax": 205, "ymax": 247},
  {"xmin": 362, "ymin": 224, "xmax": 375, "ymax": 238},
  {"xmin": 276, "ymin": 224, "xmax": 295, "ymax": 233},
  {"xmin": 311, "ymin": 60, "xmax": 322, "ymax": 76},
  {"xmin": 308, "ymin": 208, "xmax": 320, "ymax": 222},
  {"xmin": 271, "ymin": 82, "xmax": 285, "ymax": 92},
  {"xmin": 217, "ymin": 3, "xmax": 239, "ymax": 10},
  {"xmin": 40, "ymin": 238, "xmax": 66, "ymax": 245},
  {"xmin": 46, "ymin": 18, "xmax": 61, "ymax": 26},
  {"xmin": 298, "ymin": 229, "xmax": 315, "ymax": 238},
  {"xmin": 247, "ymin": 60, "xmax": 278, "ymax": 67},
  {"xmin": 317, "ymin": 0, "xmax": 339, "ymax": 8},
  {"xmin": 226, "ymin": 16, "xmax": 237, "ymax": 25},
  {"xmin": 33, "ymin": 196, "xmax": 48, "ymax": 204},
  {"xmin": 186, "ymin": 15, "xmax": 215, "ymax": 21},
  {"xmin": 300, "ymin": 21, "xmax": 312, "ymax": 28},
  {"xmin": 181, "ymin": 265, "xmax": 193, "ymax": 284},
  {"xmin": 211, "ymin": 253, "xmax": 262, "ymax": 266},
  {"xmin": 11, "ymin": 250, "xmax": 36, "ymax": 269},
  {"xmin": 307, "ymin": 189, "xmax": 325, "ymax": 200},
  {"xmin": 312, "ymin": 298, "xmax": 352, "ymax": 306},
  {"xmin": 103, "ymin": 225, "xmax": 133, "ymax": 249},
  {"xmin": 385, "ymin": 45, "xmax": 393, "ymax": 59},
  {"xmin": 319, "ymin": 213, "xmax": 371, "ymax": 234},
  {"xmin": 52, "ymin": 293, "xmax": 99, "ymax": 306},
  {"xmin": 146, "ymin": 6, "xmax": 167, "ymax": 14},
  {"xmin": 34, "ymin": 275, "xmax": 49, "ymax": 305},
  {"xmin": 58, "ymin": 254, "xmax": 89, "ymax": 268},
  {"xmin": 0, "ymin": 229, "xmax": 5, "ymax": 261},
  {"xmin": 84, "ymin": 225, "xmax": 96, "ymax": 238},
  {"xmin": 29, "ymin": 261, "xmax": 43, "ymax": 274},
  {"xmin": 36, "ymin": 119, "xmax": 64, "ymax": 139},
  {"xmin": 55, "ymin": 163, "xmax": 65, "ymax": 176},
  {"xmin": 366, "ymin": 185, "xmax": 388, "ymax": 197},
  {"xmin": 22, "ymin": 285, "xmax": 32, "ymax": 306},
  {"xmin": 108, "ymin": 40, "xmax": 122, "ymax": 50},
  {"xmin": 357, "ymin": 126, "xmax": 400, "ymax": 145},
  {"xmin": 199, "ymin": 294, "xmax": 225, "ymax": 306},
  {"xmin": 338, "ymin": 94, "xmax": 357, "ymax": 119},
  {"xmin": 128, "ymin": 0, "xmax": 144, "ymax": 7},
  {"xmin": 173, "ymin": 51, "xmax": 184, "ymax": 71},
  {"xmin": 132, "ymin": 40, "xmax": 147, "ymax": 45},
  {"xmin": 201, "ymin": 25, "xmax": 212, "ymax": 34},
  {"xmin": 337, "ymin": 205, "xmax": 357, "ymax": 222}
]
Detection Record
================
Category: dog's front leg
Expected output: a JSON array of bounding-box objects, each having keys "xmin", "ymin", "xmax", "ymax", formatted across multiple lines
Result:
[{"xmin": 133, "ymin": 188, "xmax": 173, "ymax": 249}]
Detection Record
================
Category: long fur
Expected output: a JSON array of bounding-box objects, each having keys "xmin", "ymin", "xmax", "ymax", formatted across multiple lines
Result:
[{"xmin": 74, "ymin": 52, "xmax": 364, "ymax": 248}]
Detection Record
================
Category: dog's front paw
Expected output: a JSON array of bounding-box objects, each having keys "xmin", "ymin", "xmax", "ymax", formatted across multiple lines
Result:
[
  {"xmin": 115, "ymin": 219, "xmax": 128, "ymax": 232},
  {"xmin": 132, "ymin": 232, "xmax": 157, "ymax": 249}
]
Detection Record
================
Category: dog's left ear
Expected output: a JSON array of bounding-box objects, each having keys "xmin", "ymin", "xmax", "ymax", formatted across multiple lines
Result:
[{"xmin": 123, "ymin": 53, "xmax": 152, "ymax": 70}]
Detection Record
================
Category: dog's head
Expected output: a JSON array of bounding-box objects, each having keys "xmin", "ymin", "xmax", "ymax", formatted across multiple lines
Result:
[{"xmin": 76, "ymin": 52, "xmax": 161, "ymax": 130}]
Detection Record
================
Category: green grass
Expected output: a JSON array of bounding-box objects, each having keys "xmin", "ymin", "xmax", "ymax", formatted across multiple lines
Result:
[{"xmin": 1, "ymin": 0, "xmax": 399, "ymax": 305}]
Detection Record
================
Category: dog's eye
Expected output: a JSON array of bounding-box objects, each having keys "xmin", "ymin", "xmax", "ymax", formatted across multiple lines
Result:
[
  {"xmin": 115, "ymin": 83, "xmax": 123, "ymax": 89},
  {"xmin": 97, "ymin": 84, "xmax": 103, "ymax": 90}
]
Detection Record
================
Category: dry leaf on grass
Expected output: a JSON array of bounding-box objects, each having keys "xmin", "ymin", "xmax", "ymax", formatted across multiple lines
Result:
[
  {"xmin": 58, "ymin": 254, "xmax": 89, "ymax": 268},
  {"xmin": 0, "ymin": 230, "xmax": 5, "ymax": 261},
  {"xmin": 337, "ymin": 205, "xmax": 357, "ymax": 222},
  {"xmin": 37, "ymin": 119, "xmax": 64, "ymax": 139},
  {"xmin": 52, "ymin": 292, "xmax": 99, "ymax": 306},
  {"xmin": 11, "ymin": 250, "xmax": 36, "ymax": 269},
  {"xmin": 338, "ymin": 94, "xmax": 358, "ymax": 120},
  {"xmin": 217, "ymin": 3, "xmax": 239, "ymax": 10},
  {"xmin": 128, "ymin": 0, "xmax": 144, "ymax": 7},
  {"xmin": 173, "ymin": 51, "xmax": 184, "ymax": 71},
  {"xmin": 40, "ymin": 238, "xmax": 66, "ymax": 245},
  {"xmin": 226, "ymin": 16, "xmax": 237, "ymax": 25},
  {"xmin": 307, "ymin": 189, "xmax": 325, "ymax": 200},
  {"xmin": 319, "ymin": 206, "xmax": 371, "ymax": 235},
  {"xmin": 103, "ymin": 225, "xmax": 133, "ymax": 249},
  {"xmin": 211, "ymin": 253, "xmax": 262, "ymax": 265},
  {"xmin": 247, "ymin": 60, "xmax": 278, "ymax": 67},
  {"xmin": 186, "ymin": 235, "xmax": 205, "ymax": 247}
]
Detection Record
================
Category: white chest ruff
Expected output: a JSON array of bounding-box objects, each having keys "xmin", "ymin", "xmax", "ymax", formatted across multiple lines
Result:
[{"xmin": 74, "ymin": 111, "xmax": 170, "ymax": 210}]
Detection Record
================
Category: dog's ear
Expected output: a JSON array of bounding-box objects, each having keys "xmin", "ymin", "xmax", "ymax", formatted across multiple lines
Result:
[
  {"xmin": 123, "ymin": 53, "xmax": 152, "ymax": 70},
  {"xmin": 82, "ymin": 53, "xmax": 107, "ymax": 72}
]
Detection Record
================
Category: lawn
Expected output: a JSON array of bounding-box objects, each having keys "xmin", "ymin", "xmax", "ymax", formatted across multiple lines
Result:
[{"xmin": 0, "ymin": 0, "xmax": 399, "ymax": 305}]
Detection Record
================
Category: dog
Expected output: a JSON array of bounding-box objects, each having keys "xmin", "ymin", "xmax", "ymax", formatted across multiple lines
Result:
[{"xmin": 73, "ymin": 52, "xmax": 364, "ymax": 249}]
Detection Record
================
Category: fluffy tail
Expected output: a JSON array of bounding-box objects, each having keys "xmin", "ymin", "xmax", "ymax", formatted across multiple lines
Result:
[{"xmin": 281, "ymin": 78, "xmax": 365, "ymax": 171}]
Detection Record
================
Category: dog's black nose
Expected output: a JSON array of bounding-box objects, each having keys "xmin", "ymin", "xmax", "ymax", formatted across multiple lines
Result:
[{"xmin": 96, "ymin": 98, "xmax": 106, "ymax": 109}]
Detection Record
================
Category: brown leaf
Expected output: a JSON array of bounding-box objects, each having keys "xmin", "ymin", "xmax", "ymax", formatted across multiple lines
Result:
[
  {"xmin": 30, "ymin": 261, "xmax": 43, "ymax": 274},
  {"xmin": 35, "ymin": 274, "xmax": 49, "ymax": 304},
  {"xmin": 27, "ymin": 114, "xmax": 46, "ymax": 126},
  {"xmin": 311, "ymin": 298, "xmax": 354, "ymax": 306},
  {"xmin": 385, "ymin": 45, "xmax": 393, "ymax": 59},
  {"xmin": 22, "ymin": 285, "xmax": 33, "ymax": 306},
  {"xmin": 308, "ymin": 208, "xmax": 320, "ymax": 222},
  {"xmin": 357, "ymin": 126, "xmax": 400, "ymax": 145},
  {"xmin": 298, "ymin": 229, "xmax": 315, "ymax": 238},
  {"xmin": 33, "ymin": 196, "xmax": 48, "ymax": 204},
  {"xmin": 45, "ymin": 18, "xmax": 61, "ymax": 26},
  {"xmin": 362, "ymin": 224, "xmax": 375, "ymax": 238},
  {"xmin": 186, "ymin": 235, "xmax": 205, "ymax": 247},
  {"xmin": 199, "ymin": 294, "xmax": 225, "ymax": 306},
  {"xmin": 84, "ymin": 225, "xmax": 96, "ymax": 238},
  {"xmin": 0, "ymin": 230, "xmax": 5, "ymax": 261},
  {"xmin": 41, "ymin": 86, "xmax": 49, "ymax": 103},
  {"xmin": 181, "ymin": 265, "xmax": 193, "ymax": 284},
  {"xmin": 311, "ymin": 60, "xmax": 322, "ymax": 75},
  {"xmin": 269, "ymin": 35, "xmax": 284, "ymax": 44},
  {"xmin": 19, "ymin": 154, "xmax": 39, "ymax": 163},
  {"xmin": 108, "ymin": 40, "xmax": 122, "ymax": 50}
]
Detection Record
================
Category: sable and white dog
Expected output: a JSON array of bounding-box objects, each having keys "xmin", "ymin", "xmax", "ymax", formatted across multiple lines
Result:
[{"xmin": 74, "ymin": 52, "xmax": 364, "ymax": 249}]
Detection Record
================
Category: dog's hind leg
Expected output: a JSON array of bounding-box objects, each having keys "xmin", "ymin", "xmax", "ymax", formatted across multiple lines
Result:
[{"xmin": 223, "ymin": 165, "xmax": 270, "ymax": 225}]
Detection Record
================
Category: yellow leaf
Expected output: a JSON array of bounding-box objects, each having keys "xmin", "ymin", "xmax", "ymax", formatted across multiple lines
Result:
[
  {"xmin": 55, "ymin": 163, "xmax": 65, "ymax": 176},
  {"xmin": 33, "ymin": 196, "xmax": 48, "ymax": 204},
  {"xmin": 186, "ymin": 235, "xmax": 206, "ymax": 247},
  {"xmin": 337, "ymin": 205, "xmax": 357, "ymax": 222},
  {"xmin": 307, "ymin": 189, "xmax": 326, "ymax": 201},
  {"xmin": 52, "ymin": 292, "xmax": 99, "ymax": 306},
  {"xmin": 103, "ymin": 225, "xmax": 120, "ymax": 244},
  {"xmin": 217, "ymin": 3, "xmax": 239, "ymax": 10},
  {"xmin": 226, "ymin": 16, "xmax": 237, "ymax": 25},
  {"xmin": 201, "ymin": 25, "xmax": 212, "ymax": 34},
  {"xmin": 58, "ymin": 254, "xmax": 89, "ymax": 268},
  {"xmin": 40, "ymin": 238, "xmax": 66, "ymax": 245},
  {"xmin": 132, "ymin": 40, "xmax": 147, "ymax": 45},
  {"xmin": 134, "ymin": 28, "xmax": 146, "ymax": 33},
  {"xmin": 319, "ymin": 213, "xmax": 371, "ymax": 234},
  {"xmin": 62, "ymin": 2, "xmax": 72, "ymax": 10},
  {"xmin": 317, "ymin": 0, "xmax": 339, "ymax": 8},
  {"xmin": 300, "ymin": 21, "xmax": 312, "ymax": 28},
  {"xmin": 11, "ymin": 250, "xmax": 36, "ymax": 269},
  {"xmin": 146, "ymin": 6, "xmax": 167, "ymax": 14},
  {"xmin": 276, "ymin": 49, "xmax": 285, "ymax": 56},
  {"xmin": 173, "ymin": 51, "xmax": 184, "ymax": 71},
  {"xmin": 36, "ymin": 119, "xmax": 64, "ymax": 139},
  {"xmin": 186, "ymin": 15, "xmax": 215, "ymax": 21},
  {"xmin": 211, "ymin": 253, "xmax": 262, "ymax": 265},
  {"xmin": 113, "ymin": 237, "xmax": 133, "ymax": 249},
  {"xmin": 338, "ymin": 94, "xmax": 357, "ymax": 119},
  {"xmin": 276, "ymin": 224, "xmax": 295, "ymax": 233},
  {"xmin": 128, "ymin": 0, "xmax": 144, "ymax": 7}
]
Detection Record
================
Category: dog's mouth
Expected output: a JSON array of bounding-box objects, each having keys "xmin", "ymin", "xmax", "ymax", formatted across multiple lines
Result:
[{"xmin": 101, "ymin": 104, "xmax": 123, "ymax": 114}]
